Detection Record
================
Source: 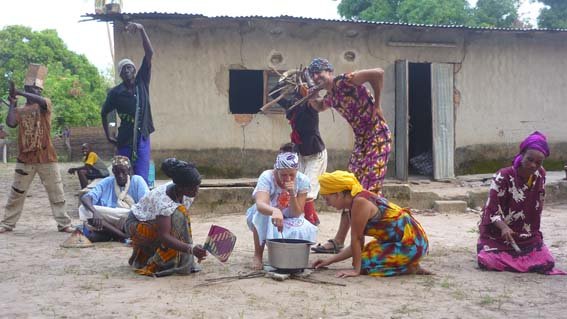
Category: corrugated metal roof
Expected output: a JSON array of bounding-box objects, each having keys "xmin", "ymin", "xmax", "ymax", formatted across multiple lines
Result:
[{"xmin": 82, "ymin": 12, "xmax": 567, "ymax": 33}]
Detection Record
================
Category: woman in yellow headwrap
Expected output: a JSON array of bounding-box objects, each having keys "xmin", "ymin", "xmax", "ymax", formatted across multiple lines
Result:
[{"xmin": 312, "ymin": 171, "xmax": 430, "ymax": 277}]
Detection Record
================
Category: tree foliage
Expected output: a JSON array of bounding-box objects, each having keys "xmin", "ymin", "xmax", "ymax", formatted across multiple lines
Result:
[
  {"xmin": 536, "ymin": 0, "xmax": 567, "ymax": 29},
  {"xmin": 474, "ymin": 0, "xmax": 520, "ymax": 28},
  {"xmin": 337, "ymin": 0, "xmax": 524, "ymax": 27},
  {"xmin": 0, "ymin": 25, "xmax": 109, "ymax": 134}
]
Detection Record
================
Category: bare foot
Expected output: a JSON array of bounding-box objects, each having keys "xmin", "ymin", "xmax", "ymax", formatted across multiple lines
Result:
[
  {"xmin": 252, "ymin": 257, "xmax": 264, "ymax": 270},
  {"xmin": 410, "ymin": 264, "xmax": 434, "ymax": 275}
]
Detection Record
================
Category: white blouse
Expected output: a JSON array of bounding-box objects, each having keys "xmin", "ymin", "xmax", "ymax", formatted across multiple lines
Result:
[{"xmin": 131, "ymin": 182, "xmax": 193, "ymax": 222}]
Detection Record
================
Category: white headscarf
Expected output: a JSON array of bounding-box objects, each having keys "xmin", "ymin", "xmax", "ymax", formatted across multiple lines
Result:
[{"xmin": 274, "ymin": 152, "xmax": 299, "ymax": 170}]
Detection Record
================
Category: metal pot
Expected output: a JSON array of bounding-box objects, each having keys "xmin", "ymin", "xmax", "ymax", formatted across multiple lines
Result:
[{"xmin": 267, "ymin": 238, "xmax": 314, "ymax": 271}]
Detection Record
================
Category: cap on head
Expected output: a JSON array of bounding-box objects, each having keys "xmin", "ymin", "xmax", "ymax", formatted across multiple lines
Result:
[
  {"xmin": 117, "ymin": 58, "xmax": 135, "ymax": 75},
  {"xmin": 24, "ymin": 64, "xmax": 48, "ymax": 89},
  {"xmin": 112, "ymin": 155, "xmax": 131, "ymax": 169},
  {"xmin": 308, "ymin": 58, "xmax": 334, "ymax": 76}
]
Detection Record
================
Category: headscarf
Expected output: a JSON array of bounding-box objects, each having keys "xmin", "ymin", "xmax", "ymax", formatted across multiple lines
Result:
[
  {"xmin": 274, "ymin": 152, "xmax": 299, "ymax": 170},
  {"xmin": 117, "ymin": 58, "xmax": 135, "ymax": 75},
  {"xmin": 513, "ymin": 131, "xmax": 550, "ymax": 169},
  {"xmin": 308, "ymin": 58, "xmax": 334, "ymax": 76},
  {"xmin": 112, "ymin": 155, "xmax": 131, "ymax": 169},
  {"xmin": 318, "ymin": 170, "xmax": 363, "ymax": 197},
  {"xmin": 161, "ymin": 158, "xmax": 201, "ymax": 187}
]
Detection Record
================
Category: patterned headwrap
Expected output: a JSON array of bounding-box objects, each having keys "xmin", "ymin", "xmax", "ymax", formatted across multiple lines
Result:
[
  {"xmin": 112, "ymin": 155, "xmax": 131, "ymax": 169},
  {"xmin": 274, "ymin": 152, "xmax": 299, "ymax": 170},
  {"xmin": 318, "ymin": 170, "xmax": 363, "ymax": 197},
  {"xmin": 117, "ymin": 58, "xmax": 135, "ymax": 75},
  {"xmin": 308, "ymin": 58, "xmax": 334, "ymax": 76},
  {"xmin": 513, "ymin": 131, "xmax": 550, "ymax": 169}
]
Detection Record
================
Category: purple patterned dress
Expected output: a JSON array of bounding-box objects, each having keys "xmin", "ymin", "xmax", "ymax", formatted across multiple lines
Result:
[
  {"xmin": 477, "ymin": 166, "xmax": 565, "ymax": 275},
  {"xmin": 323, "ymin": 73, "xmax": 392, "ymax": 194}
]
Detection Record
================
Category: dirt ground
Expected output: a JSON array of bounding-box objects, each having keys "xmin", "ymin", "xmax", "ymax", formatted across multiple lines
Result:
[{"xmin": 0, "ymin": 162, "xmax": 566, "ymax": 319}]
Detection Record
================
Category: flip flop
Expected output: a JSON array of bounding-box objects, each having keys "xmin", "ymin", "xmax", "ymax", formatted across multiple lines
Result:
[{"xmin": 311, "ymin": 239, "xmax": 343, "ymax": 254}]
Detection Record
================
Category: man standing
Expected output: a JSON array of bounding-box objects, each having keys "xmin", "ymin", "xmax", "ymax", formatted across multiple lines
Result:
[
  {"xmin": 101, "ymin": 22, "xmax": 154, "ymax": 183},
  {"xmin": 68, "ymin": 143, "xmax": 110, "ymax": 189},
  {"xmin": 0, "ymin": 64, "xmax": 74, "ymax": 233},
  {"xmin": 79, "ymin": 156, "xmax": 148, "ymax": 242}
]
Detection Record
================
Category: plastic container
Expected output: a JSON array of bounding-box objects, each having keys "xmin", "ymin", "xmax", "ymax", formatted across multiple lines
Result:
[{"xmin": 148, "ymin": 160, "xmax": 155, "ymax": 189}]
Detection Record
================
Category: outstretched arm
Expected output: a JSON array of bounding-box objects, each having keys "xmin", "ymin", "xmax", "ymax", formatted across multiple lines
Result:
[
  {"xmin": 351, "ymin": 68, "xmax": 385, "ymax": 119},
  {"xmin": 255, "ymin": 191, "xmax": 284, "ymax": 232},
  {"xmin": 126, "ymin": 22, "xmax": 154, "ymax": 62}
]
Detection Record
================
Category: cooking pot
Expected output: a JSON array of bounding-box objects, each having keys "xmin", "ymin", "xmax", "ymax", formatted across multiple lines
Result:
[{"xmin": 267, "ymin": 238, "xmax": 314, "ymax": 271}]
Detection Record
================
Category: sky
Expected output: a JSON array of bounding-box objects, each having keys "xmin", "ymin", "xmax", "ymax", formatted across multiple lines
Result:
[{"xmin": 0, "ymin": 0, "xmax": 545, "ymax": 72}]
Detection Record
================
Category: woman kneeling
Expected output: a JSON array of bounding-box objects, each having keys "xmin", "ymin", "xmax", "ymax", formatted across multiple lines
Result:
[
  {"xmin": 477, "ymin": 131, "xmax": 565, "ymax": 275},
  {"xmin": 313, "ymin": 171, "xmax": 429, "ymax": 277},
  {"xmin": 246, "ymin": 152, "xmax": 318, "ymax": 270},
  {"xmin": 125, "ymin": 158, "xmax": 207, "ymax": 276}
]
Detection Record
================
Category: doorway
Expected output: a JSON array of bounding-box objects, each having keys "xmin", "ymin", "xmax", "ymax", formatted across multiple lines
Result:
[
  {"xmin": 408, "ymin": 63, "xmax": 433, "ymax": 177},
  {"xmin": 395, "ymin": 61, "xmax": 455, "ymax": 180}
]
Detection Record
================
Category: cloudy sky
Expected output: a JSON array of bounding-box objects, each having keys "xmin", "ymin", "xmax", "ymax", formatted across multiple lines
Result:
[{"xmin": 0, "ymin": 0, "xmax": 544, "ymax": 72}]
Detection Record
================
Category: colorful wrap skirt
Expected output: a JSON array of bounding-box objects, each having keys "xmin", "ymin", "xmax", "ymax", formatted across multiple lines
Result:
[{"xmin": 124, "ymin": 208, "xmax": 197, "ymax": 276}]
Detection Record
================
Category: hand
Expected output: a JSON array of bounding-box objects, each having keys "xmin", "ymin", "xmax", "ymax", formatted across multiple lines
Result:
[
  {"xmin": 192, "ymin": 244, "xmax": 207, "ymax": 263},
  {"xmin": 283, "ymin": 181, "xmax": 295, "ymax": 195},
  {"xmin": 336, "ymin": 269, "xmax": 360, "ymax": 278},
  {"xmin": 500, "ymin": 225, "xmax": 515, "ymax": 243},
  {"xmin": 88, "ymin": 212, "xmax": 103, "ymax": 229},
  {"xmin": 125, "ymin": 22, "xmax": 143, "ymax": 33},
  {"xmin": 8, "ymin": 80, "xmax": 16, "ymax": 99},
  {"xmin": 67, "ymin": 168, "xmax": 76, "ymax": 174},
  {"xmin": 312, "ymin": 259, "xmax": 330, "ymax": 269},
  {"xmin": 107, "ymin": 136, "xmax": 118, "ymax": 146},
  {"xmin": 271, "ymin": 209, "xmax": 284, "ymax": 232},
  {"xmin": 308, "ymin": 84, "xmax": 324, "ymax": 96}
]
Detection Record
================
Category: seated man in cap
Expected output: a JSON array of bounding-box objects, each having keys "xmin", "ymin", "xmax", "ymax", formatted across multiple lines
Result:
[
  {"xmin": 79, "ymin": 155, "xmax": 149, "ymax": 242},
  {"xmin": 101, "ymin": 21, "xmax": 154, "ymax": 184},
  {"xmin": 68, "ymin": 143, "xmax": 110, "ymax": 189}
]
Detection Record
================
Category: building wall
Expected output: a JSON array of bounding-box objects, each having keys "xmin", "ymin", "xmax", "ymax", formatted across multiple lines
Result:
[{"xmin": 112, "ymin": 18, "xmax": 567, "ymax": 177}]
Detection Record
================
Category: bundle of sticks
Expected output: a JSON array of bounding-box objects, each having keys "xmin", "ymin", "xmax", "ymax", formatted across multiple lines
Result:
[{"xmin": 259, "ymin": 67, "xmax": 323, "ymax": 113}]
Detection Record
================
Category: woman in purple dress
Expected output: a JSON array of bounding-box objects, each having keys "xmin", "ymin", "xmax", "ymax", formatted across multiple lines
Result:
[
  {"xmin": 477, "ymin": 131, "xmax": 565, "ymax": 275},
  {"xmin": 307, "ymin": 58, "xmax": 392, "ymax": 254}
]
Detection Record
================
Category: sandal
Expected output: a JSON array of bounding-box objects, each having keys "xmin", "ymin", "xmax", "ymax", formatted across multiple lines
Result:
[{"xmin": 311, "ymin": 239, "xmax": 344, "ymax": 254}]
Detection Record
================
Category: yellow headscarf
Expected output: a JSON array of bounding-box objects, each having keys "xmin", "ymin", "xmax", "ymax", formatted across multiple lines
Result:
[{"xmin": 318, "ymin": 170, "xmax": 363, "ymax": 197}]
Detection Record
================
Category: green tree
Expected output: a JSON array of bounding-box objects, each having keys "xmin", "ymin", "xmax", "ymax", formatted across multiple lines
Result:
[
  {"xmin": 337, "ymin": 0, "xmax": 527, "ymax": 27},
  {"xmin": 536, "ymin": 0, "xmax": 567, "ymax": 29},
  {"xmin": 398, "ymin": 0, "xmax": 471, "ymax": 25},
  {"xmin": 338, "ymin": 0, "xmax": 472, "ymax": 25},
  {"xmin": 474, "ymin": 0, "xmax": 520, "ymax": 27},
  {"xmin": 0, "ymin": 25, "xmax": 108, "ymax": 133},
  {"xmin": 338, "ymin": 0, "xmax": 400, "ymax": 21}
]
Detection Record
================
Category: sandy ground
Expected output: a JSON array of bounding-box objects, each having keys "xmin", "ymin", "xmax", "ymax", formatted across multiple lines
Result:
[{"xmin": 0, "ymin": 162, "xmax": 566, "ymax": 319}]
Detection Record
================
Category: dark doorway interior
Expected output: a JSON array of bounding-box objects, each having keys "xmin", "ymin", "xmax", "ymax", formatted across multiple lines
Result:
[
  {"xmin": 229, "ymin": 70, "xmax": 263, "ymax": 114},
  {"xmin": 408, "ymin": 63, "xmax": 433, "ymax": 176}
]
